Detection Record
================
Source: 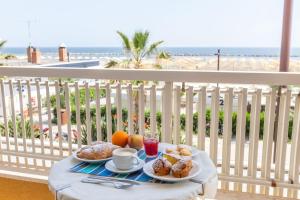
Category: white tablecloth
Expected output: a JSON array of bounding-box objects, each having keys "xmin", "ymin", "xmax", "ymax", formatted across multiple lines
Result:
[{"xmin": 48, "ymin": 143, "xmax": 218, "ymax": 200}]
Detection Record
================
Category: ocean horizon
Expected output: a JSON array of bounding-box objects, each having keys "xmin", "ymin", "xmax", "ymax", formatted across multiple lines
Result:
[{"xmin": 2, "ymin": 47, "xmax": 300, "ymax": 58}]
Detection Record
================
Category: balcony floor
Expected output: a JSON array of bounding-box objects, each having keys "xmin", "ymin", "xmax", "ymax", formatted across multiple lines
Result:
[
  {"xmin": 1, "ymin": 177, "xmax": 294, "ymax": 200},
  {"xmin": 215, "ymin": 191, "xmax": 291, "ymax": 200},
  {"xmin": 0, "ymin": 177, "xmax": 53, "ymax": 200}
]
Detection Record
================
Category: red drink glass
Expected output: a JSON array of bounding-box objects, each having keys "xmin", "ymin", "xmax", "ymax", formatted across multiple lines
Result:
[{"xmin": 143, "ymin": 134, "xmax": 159, "ymax": 158}]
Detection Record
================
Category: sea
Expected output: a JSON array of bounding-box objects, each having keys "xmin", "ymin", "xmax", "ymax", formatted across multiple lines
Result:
[{"xmin": 2, "ymin": 47, "xmax": 300, "ymax": 59}]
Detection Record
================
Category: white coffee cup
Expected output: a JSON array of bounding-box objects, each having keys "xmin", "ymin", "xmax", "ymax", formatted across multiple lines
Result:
[{"xmin": 112, "ymin": 148, "xmax": 140, "ymax": 170}]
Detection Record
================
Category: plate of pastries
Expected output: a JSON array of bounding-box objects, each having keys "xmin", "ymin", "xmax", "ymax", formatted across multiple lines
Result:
[
  {"xmin": 164, "ymin": 144, "xmax": 200, "ymax": 158},
  {"xmin": 73, "ymin": 141, "xmax": 120, "ymax": 163},
  {"xmin": 143, "ymin": 155, "xmax": 201, "ymax": 182}
]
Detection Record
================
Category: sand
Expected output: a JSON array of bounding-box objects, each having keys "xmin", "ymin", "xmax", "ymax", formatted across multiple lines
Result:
[
  {"xmin": 2, "ymin": 56, "xmax": 300, "ymax": 72},
  {"xmin": 105, "ymin": 56, "xmax": 300, "ymax": 72}
]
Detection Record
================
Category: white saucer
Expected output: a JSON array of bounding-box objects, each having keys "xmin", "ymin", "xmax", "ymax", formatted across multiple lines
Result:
[{"xmin": 105, "ymin": 159, "xmax": 145, "ymax": 174}]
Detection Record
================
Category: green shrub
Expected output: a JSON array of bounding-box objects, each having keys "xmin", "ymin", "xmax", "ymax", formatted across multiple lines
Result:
[
  {"xmin": 51, "ymin": 104, "xmax": 294, "ymax": 145},
  {"xmin": 0, "ymin": 118, "xmax": 40, "ymax": 138},
  {"xmin": 2, "ymin": 105, "xmax": 293, "ymax": 146}
]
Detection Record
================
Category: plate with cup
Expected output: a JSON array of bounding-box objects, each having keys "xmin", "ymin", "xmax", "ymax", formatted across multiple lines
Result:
[{"xmin": 105, "ymin": 148, "xmax": 145, "ymax": 174}]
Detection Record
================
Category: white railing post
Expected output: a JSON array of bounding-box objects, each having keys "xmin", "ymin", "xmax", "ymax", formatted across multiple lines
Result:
[
  {"xmin": 17, "ymin": 80, "xmax": 26, "ymax": 153},
  {"xmin": 274, "ymin": 90, "xmax": 291, "ymax": 196},
  {"xmin": 261, "ymin": 89, "xmax": 276, "ymax": 195},
  {"xmin": 0, "ymin": 80, "xmax": 9, "ymax": 152},
  {"xmin": 210, "ymin": 87, "xmax": 219, "ymax": 165},
  {"xmin": 84, "ymin": 83, "xmax": 92, "ymax": 145},
  {"xmin": 27, "ymin": 80, "xmax": 36, "ymax": 155},
  {"xmin": 95, "ymin": 83, "xmax": 102, "ymax": 141},
  {"xmin": 55, "ymin": 81, "xmax": 63, "ymax": 157},
  {"xmin": 138, "ymin": 84, "xmax": 145, "ymax": 135},
  {"xmin": 8, "ymin": 80, "xmax": 18, "ymax": 156},
  {"xmin": 36, "ymin": 80, "xmax": 44, "ymax": 155},
  {"xmin": 197, "ymin": 87, "xmax": 206, "ymax": 151},
  {"xmin": 45, "ymin": 81, "xmax": 54, "ymax": 155},
  {"xmin": 116, "ymin": 83, "xmax": 122, "ymax": 131},
  {"xmin": 150, "ymin": 85, "xmax": 157, "ymax": 137},
  {"xmin": 173, "ymin": 86, "xmax": 181, "ymax": 144},
  {"xmin": 85, "ymin": 83, "xmax": 92, "ymax": 145},
  {"xmin": 186, "ymin": 86, "xmax": 193, "ymax": 146},
  {"xmin": 127, "ymin": 84, "xmax": 134, "ymax": 134},
  {"xmin": 247, "ymin": 89, "xmax": 262, "ymax": 193},
  {"xmin": 162, "ymin": 82, "xmax": 173, "ymax": 143},
  {"xmin": 221, "ymin": 88, "xmax": 233, "ymax": 190},
  {"xmin": 288, "ymin": 94, "xmax": 300, "ymax": 198},
  {"xmin": 105, "ymin": 83, "xmax": 112, "ymax": 142},
  {"xmin": 75, "ymin": 82, "xmax": 82, "ymax": 148},
  {"xmin": 234, "ymin": 88, "xmax": 247, "ymax": 192},
  {"xmin": 64, "ymin": 83, "xmax": 72, "ymax": 155}
]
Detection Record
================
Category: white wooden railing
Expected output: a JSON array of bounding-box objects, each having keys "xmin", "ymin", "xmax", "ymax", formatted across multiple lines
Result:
[{"xmin": 0, "ymin": 66, "xmax": 299, "ymax": 198}]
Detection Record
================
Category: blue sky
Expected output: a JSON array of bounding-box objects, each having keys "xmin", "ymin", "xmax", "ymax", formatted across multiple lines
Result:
[{"xmin": 1, "ymin": 0, "xmax": 299, "ymax": 47}]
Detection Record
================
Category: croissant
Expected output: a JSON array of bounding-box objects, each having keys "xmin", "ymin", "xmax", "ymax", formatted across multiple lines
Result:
[{"xmin": 77, "ymin": 142, "xmax": 120, "ymax": 160}]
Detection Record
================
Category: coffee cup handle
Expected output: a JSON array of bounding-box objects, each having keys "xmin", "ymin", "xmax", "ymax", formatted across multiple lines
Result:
[{"xmin": 132, "ymin": 155, "xmax": 140, "ymax": 165}]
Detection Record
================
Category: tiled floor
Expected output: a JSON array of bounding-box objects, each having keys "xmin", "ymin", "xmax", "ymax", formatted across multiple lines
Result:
[
  {"xmin": 214, "ymin": 191, "xmax": 294, "ymax": 200},
  {"xmin": 0, "ymin": 177, "xmax": 53, "ymax": 200}
]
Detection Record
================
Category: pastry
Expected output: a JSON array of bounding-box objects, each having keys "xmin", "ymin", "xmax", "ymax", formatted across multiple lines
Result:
[
  {"xmin": 177, "ymin": 145, "xmax": 192, "ymax": 156},
  {"xmin": 152, "ymin": 158, "xmax": 172, "ymax": 176},
  {"xmin": 165, "ymin": 148, "xmax": 175, "ymax": 154},
  {"xmin": 76, "ymin": 142, "xmax": 120, "ymax": 160},
  {"xmin": 179, "ymin": 148, "xmax": 192, "ymax": 156},
  {"xmin": 171, "ymin": 159, "xmax": 193, "ymax": 178},
  {"xmin": 165, "ymin": 145, "xmax": 192, "ymax": 157}
]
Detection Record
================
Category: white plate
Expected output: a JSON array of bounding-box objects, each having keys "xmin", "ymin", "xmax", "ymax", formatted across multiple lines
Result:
[
  {"xmin": 143, "ymin": 159, "xmax": 201, "ymax": 182},
  {"xmin": 105, "ymin": 159, "xmax": 145, "ymax": 174},
  {"xmin": 163, "ymin": 144, "xmax": 200, "ymax": 158},
  {"xmin": 72, "ymin": 150, "xmax": 112, "ymax": 163}
]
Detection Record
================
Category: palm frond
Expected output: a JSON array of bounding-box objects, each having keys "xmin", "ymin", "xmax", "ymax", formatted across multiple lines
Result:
[
  {"xmin": 157, "ymin": 51, "xmax": 171, "ymax": 59},
  {"xmin": 116, "ymin": 31, "xmax": 131, "ymax": 52},
  {"xmin": 105, "ymin": 60, "xmax": 119, "ymax": 68},
  {"xmin": 0, "ymin": 40, "xmax": 7, "ymax": 48},
  {"xmin": 131, "ymin": 31, "xmax": 150, "ymax": 66},
  {"xmin": 145, "ymin": 40, "xmax": 163, "ymax": 56},
  {"xmin": 132, "ymin": 31, "xmax": 149, "ymax": 50}
]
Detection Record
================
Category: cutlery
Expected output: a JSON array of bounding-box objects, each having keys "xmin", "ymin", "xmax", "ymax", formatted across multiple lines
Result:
[
  {"xmin": 87, "ymin": 175, "xmax": 140, "ymax": 185},
  {"xmin": 81, "ymin": 178, "xmax": 133, "ymax": 189},
  {"xmin": 54, "ymin": 183, "xmax": 72, "ymax": 200},
  {"xmin": 190, "ymin": 179, "xmax": 203, "ymax": 184}
]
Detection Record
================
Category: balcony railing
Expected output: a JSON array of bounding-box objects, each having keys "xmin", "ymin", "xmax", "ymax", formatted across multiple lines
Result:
[{"xmin": 0, "ymin": 66, "xmax": 299, "ymax": 198}]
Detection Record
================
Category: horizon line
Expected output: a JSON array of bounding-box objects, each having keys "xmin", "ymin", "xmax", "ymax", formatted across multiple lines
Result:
[{"xmin": 3, "ymin": 46, "xmax": 300, "ymax": 49}]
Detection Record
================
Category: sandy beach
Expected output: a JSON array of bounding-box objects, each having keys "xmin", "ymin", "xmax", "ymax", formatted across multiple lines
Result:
[
  {"xmin": 2, "ymin": 56, "xmax": 300, "ymax": 72},
  {"xmin": 106, "ymin": 56, "xmax": 300, "ymax": 72}
]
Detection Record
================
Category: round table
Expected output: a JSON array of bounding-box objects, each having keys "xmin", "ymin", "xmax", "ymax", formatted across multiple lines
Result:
[{"xmin": 48, "ymin": 143, "xmax": 218, "ymax": 200}]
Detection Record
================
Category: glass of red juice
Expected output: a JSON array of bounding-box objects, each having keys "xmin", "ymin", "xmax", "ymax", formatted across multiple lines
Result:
[{"xmin": 143, "ymin": 134, "xmax": 159, "ymax": 158}]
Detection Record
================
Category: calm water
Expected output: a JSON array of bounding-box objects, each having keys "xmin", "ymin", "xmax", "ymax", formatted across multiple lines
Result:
[{"xmin": 2, "ymin": 47, "xmax": 300, "ymax": 58}]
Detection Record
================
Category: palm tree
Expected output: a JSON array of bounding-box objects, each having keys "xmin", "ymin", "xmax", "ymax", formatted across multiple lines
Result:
[
  {"xmin": 155, "ymin": 51, "xmax": 171, "ymax": 69},
  {"xmin": 117, "ymin": 31, "xmax": 163, "ymax": 68}
]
